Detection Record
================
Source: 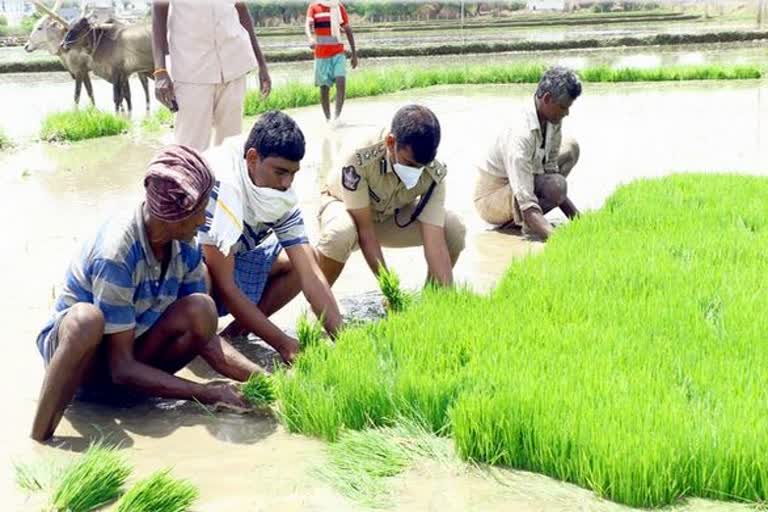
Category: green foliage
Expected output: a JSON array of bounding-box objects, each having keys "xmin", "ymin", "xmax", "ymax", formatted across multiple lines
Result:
[
  {"xmin": 242, "ymin": 372, "xmax": 276, "ymax": 408},
  {"xmin": 377, "ymin": 267, "xmax": 412, "ymax": 314},
  {"xmin": 140, "ymin": 107, "xmax": 174, "ymax": 132},
  {"xmin": 116, "ymin": 469, "xmax": 198, "ymax": 512},
  {"xmin": 40, "ymin": 108, "xmax": 130, "ymax": 142},
  {"xmin": 277, "ymin": 175, "xmax": 768, "ymax": 507},
  {"xmin": 244, "ymin": 64, "xmax": 761, "ymax": 116},
  {"xmin": 50, "ymin": 443, "xmax": 131, "ymax": 512},
  {"xmin": 14, "ymin": 457, "xmax": 71, "ymax": 493},
  {"xmin": 297, "ymin": 312, "xmax": 325, "ymax": 350}
]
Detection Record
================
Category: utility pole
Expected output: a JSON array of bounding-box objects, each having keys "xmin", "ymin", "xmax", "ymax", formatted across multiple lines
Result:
[{"xmin": 759, "ymin": 0, "xmax": 766, "ymax": 28}]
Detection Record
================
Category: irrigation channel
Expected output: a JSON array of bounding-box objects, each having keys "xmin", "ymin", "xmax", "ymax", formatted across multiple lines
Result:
[{"xmin": 1, "ymin": 59, "xmax": 767, "ymax": 509}]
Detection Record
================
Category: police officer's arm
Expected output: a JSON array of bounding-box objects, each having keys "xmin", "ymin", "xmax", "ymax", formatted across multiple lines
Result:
[
  {"xmin": 348, "ymin": 207, "xmax": 388, "ymax": 278},
  {"xmin": 420, "ymin": 222, "xmax": 453, "ymax": 286},
  {"xmin": 202, "ymin": 244, "xmax": 299, "ymax": 364},
  {"xmin": 416, "ymin": 179, "xmax": 453, "ymax": 286},
  {"xmin": 284, "ymin": 244, "xmax": 343, "ymax": 337}
]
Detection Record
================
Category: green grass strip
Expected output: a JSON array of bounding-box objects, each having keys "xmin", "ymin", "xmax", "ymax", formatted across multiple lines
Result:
[
  {"xmin": 242, "ymin": 372, "xmax": 276, "ymax": 408},
  {"xmin": 277, "ymin": 174, "xmax": 768, "ymax": 507},
  {"xmin": 244, "ymin": 63, "xmax": 761, "ymax": 116},
  {"xmin": 140, "ymin": 107, "xmax": 174, "ymax": 133},
  {"xmin": 116, "ymin": 469, "xmax": 198, "ymax": 512},
  {"xmin": 50, "ymin": 442, "xmax": 131, "ymax": 512},
  {"xmin": 40, "ymin": 108, "xmax": 130, "ymax": 142}
]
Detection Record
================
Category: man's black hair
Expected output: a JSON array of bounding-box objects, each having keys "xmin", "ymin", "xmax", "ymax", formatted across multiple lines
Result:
[
  {"xmin": 390, "ymin": 104, "xmax": 441, "ymax": 165},
  {"xmin": 244, "ymin": 111, "xmax": 306, "ymax": 161}
]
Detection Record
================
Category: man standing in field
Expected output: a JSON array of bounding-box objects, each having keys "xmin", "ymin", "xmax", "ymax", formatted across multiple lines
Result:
[
  {"xmin": 305, "ymin": 0, "xmax": 358, "ymax": 125},
  {"xmin": 152, "ymin": 0, "xmax": 272, "ymax": 151},
  {"xmin": 316, "ymin": 104, "xmax": 466, "ymax": 287},
  {"xmin": 474, "ymin": 66, "xmax": 582, "ymax": 240}
]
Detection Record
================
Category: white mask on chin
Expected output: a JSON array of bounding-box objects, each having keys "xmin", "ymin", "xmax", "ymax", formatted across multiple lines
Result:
[{"xmin": 239, "ymin": 164, "xmax": 298, "ymax": 223}]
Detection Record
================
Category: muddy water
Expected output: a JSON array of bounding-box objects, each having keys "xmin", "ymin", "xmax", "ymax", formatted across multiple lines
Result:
[
  {"xmin": 1, "ymin": 82, "xmax": 766, "ymax": 510},
  {"xmin": 2, "ymin": 42, "xmax": 767, "ymax": 142}
]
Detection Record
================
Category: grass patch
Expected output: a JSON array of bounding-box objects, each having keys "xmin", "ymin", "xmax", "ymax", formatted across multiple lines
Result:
[
  {"xmin": 377, "ymin": 268, "xmax": 412, "ymax": 314},
  {"xmin": 297, "ymin": 312, "xmax": 325, "ymax": 350},
  {"xmin": 50, "ymin": 442, "xmax": 131, "ymax": 512},
  {"xmin": 244, "ymin": 63, "xmax": 762, "ymax": 116},
  {"xmin": 14, "ymin": 457, "xmax": 71, "ymax": 493},
  {"xmin": 140, "ymin": 107, "xmax": 174, "ymax": 132},
  {"xmin": 242, "ymin": 372, "xmax": 276, "ymax": 408},
  {"xmin": 116, "ymin": 469, "xmax": 198, "ymax": 512},
  {"xmin": 40, "ymin": 108, "xmax": 130, "ymax": 142},
  {"xmin": 315, "ymin": 418, "xmax": 453, "ymax": 508},
  {"xmin": 277, "ymin": 174, "xmax": 768, "ymax": 507}
]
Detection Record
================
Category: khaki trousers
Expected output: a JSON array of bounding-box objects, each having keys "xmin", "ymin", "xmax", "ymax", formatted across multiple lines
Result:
[
  {"xmin": 317, "ymin": 195, "xmax": 467, "ymax": 264},
  {"xmin": 174, "ymin": 75, "xmax": 247, "ymax": 151},
  {"xmin": 474, "ymin": 138, "xmax": 580, "ymax": 226}
]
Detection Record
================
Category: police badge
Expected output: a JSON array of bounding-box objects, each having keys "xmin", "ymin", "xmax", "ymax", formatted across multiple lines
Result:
[{"xmin": 342, "ymin": 166, "xmax": 362, "ymax": 191}]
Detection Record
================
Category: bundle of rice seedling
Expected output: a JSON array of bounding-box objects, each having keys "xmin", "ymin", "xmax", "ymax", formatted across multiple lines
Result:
[
  {"xmin": 296, "ymin": 312, "xmax": 325, "ymax": 350},
  {"xmin": 14, "ymin": 457, "xmax": 71, "ymax": 493},
  {"xmin": 377, "ymin": 267, "xmax": 412, "ymax": 313},
  {"xmin": 116, "ymin": 469, "xmax": 198, "ymax": 512},
  {"xmin": 50, "ymin": 442, "xmax": 131, "ymax": 512},
  {"xmin": 242, "ymin": 372, "xmax": 276, "ymax": 408}
]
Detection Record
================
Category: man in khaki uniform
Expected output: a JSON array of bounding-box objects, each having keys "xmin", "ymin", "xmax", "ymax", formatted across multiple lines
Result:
[
  {"xmin": 317, "ymin": 104, "xmax": 466, "ymax": 287},
  {"xmin": 475, "ymin": 66, "xmax": 582, "ymax": 240}
]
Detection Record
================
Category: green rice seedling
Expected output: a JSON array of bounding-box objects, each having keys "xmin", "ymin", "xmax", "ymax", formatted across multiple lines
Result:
[
  {"xmin": 116, "ymin": 469, "xmax": 198, "ymax": 512},
  {"xmin": 296, "ymin": 311, "xmax": 325, "ymax": 350},
  {"xmin": 276, "ymin": 174, "xmax": 768, "ymax": 507},
  {"xmin": 40, "ymin": 108, "xmax": 130, "ymax": 142},
  {"xmin": 140, "ymin": 107, "xmax": 174, "ymax": 132},
  {"xmin": 50, "ymin": 442, "xmax": 131, "ymax": 512},
  {"xmin": 377, "ymin": 267, "xmax": 411, "ymax": 313},
  {"xmin": 241, "ymin": 372, "xmax": 276, "ymax": 408},
  {"xmin": 14, "ymin": 457, "xmax": 71, "ymax": 493},
  {"xmin": 316, "ymin": 428, "xmax": 412, "ymax": 507},
  {"xmin": 243, "ymin": 64, "xmax": 761, "ymax": 117}
]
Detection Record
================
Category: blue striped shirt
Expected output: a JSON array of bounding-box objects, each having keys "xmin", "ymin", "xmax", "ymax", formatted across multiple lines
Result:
[{"xmin": 41, "ymin": 205, "xmax": 207, "ymax": 338}]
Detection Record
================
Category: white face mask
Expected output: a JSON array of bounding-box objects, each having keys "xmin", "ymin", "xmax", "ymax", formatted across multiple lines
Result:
[
  {"xmin": 239, "ymin": 163, "xmax": 298, "ymax": 224},
  {"xmin": 392, "ymin": 149, "xmax": 424, "ymax": 190}
]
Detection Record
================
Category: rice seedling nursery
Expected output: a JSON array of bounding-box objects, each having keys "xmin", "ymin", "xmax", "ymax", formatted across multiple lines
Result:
[
  {"xmin": 4, "ymin": 1, "xmax": 768, "ymax": 509},
  {"xmin": 276, "ymin": 175, "xmax": 768, "ymax": 507}
]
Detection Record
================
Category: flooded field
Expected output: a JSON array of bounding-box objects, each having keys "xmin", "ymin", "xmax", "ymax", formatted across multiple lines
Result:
[
  {"xmin": 1, "ymin": 73, "xmax": 766, "ymax": 509},
  {"xmin": 1, "ymin": 42, "xmax": 767, "ymax": 142}
]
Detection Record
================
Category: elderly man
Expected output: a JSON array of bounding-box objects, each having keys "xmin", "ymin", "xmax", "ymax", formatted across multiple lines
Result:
[
  {"xmin": 316, "ymin": 104, "xmax": 466, "ymax": 287},
  {"xmin": 474, "ymin": 66, "xmax": 582, "ymax": 240},
  {"xmin": 152, "ymin": 0, "xmax": 271, "ymax": 151},
  {"xmin": 201, "ymin": 111, "xmax": 343, "ymax": 365},
  {"xmin": 31, "ymin": 145, "xmax": 259, "ymax": 442}
]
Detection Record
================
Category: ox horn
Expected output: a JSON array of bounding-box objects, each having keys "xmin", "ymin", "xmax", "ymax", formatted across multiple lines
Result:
[{"xmin": 32, "ymin": 1, "xmax": 69, "ymax": 27}]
